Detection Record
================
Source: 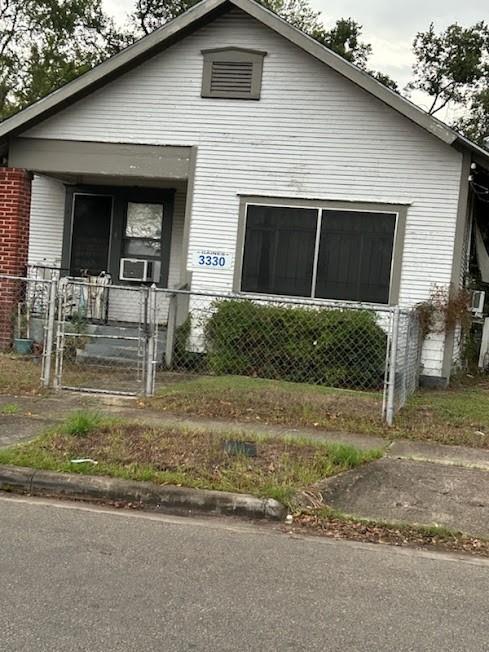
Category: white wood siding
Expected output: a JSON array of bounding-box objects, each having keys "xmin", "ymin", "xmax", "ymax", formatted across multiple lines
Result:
[
  {"xmin": 25, "ymin": 8, "xmax": 463, "ymax": 375},
  {"xmin": 28, "ymin": 175, "xmax": 65, "ymax": 267}
]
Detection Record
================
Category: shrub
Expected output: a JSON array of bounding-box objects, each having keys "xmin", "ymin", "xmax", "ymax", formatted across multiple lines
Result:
[{"xmin": 204, "ymin": 300, "xmax": 387, "ymax": 389}]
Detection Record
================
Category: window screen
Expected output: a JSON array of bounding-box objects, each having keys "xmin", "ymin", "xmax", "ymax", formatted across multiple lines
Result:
[
  {"xmin": 70, "ymin": 194, "xmax": 112, "ymax": 276},
  {"xmin": 241, "ymin": 205, "xmax": 318, "ymax": 297},
  {"xmin": 315, "ymin": 210, "xmax": 396, "ymax": 304},
  {"xmin": 240, "ymin": 204, "xmax": 397, "ymax": 304}
]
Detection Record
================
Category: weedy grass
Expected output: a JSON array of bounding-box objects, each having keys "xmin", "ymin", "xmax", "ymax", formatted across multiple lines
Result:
[
  {"xmin": 0, "ymin": 416, "xmax": 381, "ymax": 507},
  {"xmin": 0, "ymin": 403, "xmax": 20, "ymax": 415},
  {"xmin": 0, "ymin": 355, "xmax": 42, "ymax": 395},
  {"xmin": 151, "ymin": 374, "xmax": 489, "ymax": 449}
]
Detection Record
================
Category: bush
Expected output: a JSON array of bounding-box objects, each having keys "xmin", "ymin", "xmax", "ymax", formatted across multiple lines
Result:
[{"xmin": 204, "ymin": 300, "xmax": 387, "ymax": 389}]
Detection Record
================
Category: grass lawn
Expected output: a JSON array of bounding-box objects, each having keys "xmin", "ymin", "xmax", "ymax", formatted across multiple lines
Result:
[
  {"xmin": 151, "ymin": 374, "xmax": 489, "ymax": 449},
  {"xmin": 0, "ymin": 412, "xmax": 381, "ymax": 506},
  {"xmin": 395, "ymin": 384, "xmax": 489, "ymax": 448},
  {"xmin": 0, "ymin": 354, "xmax": 43, "ymax": 395},
  {"xmin": 151, "ymin": 374, "xmax": 384, "ymax": 432}
]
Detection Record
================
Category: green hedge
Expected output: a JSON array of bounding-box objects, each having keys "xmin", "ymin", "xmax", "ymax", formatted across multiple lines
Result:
[{"xmin": 204, "ymin": 300, "xmax": 387, "ymax": 389}]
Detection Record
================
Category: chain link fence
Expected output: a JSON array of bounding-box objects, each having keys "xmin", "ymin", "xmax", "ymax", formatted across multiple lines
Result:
[{"xmin": 0, "ymin": 274, "xmax": 422, "ymax": 421}]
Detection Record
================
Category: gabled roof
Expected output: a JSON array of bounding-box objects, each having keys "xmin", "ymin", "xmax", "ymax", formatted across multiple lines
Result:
[{"xmin": 1, "ymin": 0, "xmax": 488, "ymax": 164}]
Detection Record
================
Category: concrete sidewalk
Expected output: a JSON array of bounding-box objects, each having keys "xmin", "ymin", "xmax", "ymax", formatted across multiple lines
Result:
[{"xmin": 2, "ymin": 391, "xmax": 489, "ymax": 537}]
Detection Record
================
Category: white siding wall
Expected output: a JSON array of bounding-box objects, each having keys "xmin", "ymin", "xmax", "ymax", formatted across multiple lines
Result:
[
  {"xmin": 28, "ymin": 175, "xmax": 65, "ymax": 267},
  {"xmin": 25, "ymin": 8, "xmax": 463, "ymax": 376}
]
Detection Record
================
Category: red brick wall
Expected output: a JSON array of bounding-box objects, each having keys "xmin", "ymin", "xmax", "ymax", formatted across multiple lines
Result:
[{"xmin": 0, "ymin": 168, "xmax": 32, "ymax": 350}]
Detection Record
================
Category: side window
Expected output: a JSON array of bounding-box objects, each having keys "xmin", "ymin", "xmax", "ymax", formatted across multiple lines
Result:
[
  {"xmin": 315, "ymin": 210, "xmax": 396, "ymax": 304},
  {"xmin": 241, "ymin": 205, "xmax": 318, "ymax": 296}
]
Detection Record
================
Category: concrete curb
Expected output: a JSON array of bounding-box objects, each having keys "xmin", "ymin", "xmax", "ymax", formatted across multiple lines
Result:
[{"xmin": 0, "ymin": 465, "xmax": 287, "ymax": 521}]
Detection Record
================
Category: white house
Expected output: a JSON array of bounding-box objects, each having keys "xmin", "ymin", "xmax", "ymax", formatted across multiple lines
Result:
[{"xmin": 1, "ymin": 0, "xmax": 488, "ymax": 385}]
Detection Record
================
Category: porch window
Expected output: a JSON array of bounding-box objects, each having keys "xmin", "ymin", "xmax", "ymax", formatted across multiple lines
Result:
[
  {"xmin": 240, "ymin": 203, "xmax": 399, "ymax": 304},
  {"xmin": 123, "ymin": 202, "xmax": 163, "ymax": 258}
]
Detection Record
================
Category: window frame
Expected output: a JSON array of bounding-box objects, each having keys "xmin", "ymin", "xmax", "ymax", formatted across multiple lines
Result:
[
  {"xmin": 201, "ymin": 47, "xmax": 267, "ymax": 100},
  {"xmin": 234, "ymin": 196, "xmax": 408, "ymax": 306},
  {"xmin": 122, "ymin": 201, "xmax": 165, "ymax": 261}
]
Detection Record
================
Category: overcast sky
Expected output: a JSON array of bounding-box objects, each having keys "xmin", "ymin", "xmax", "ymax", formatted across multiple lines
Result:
[{"xmin": 102, "ymin": 0, "xmax": 488, "ymax": 118}]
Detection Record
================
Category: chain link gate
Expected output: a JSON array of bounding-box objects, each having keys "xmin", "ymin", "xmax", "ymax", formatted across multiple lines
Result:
[{"xmin": 52, "ymin": 279, "xmax": 157, "ymax": 396}]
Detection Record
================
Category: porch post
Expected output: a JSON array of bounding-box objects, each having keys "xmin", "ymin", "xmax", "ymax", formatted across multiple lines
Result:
[{"xmin": 0, "ymin": 167, "xmax": 32, "ymax": 351}]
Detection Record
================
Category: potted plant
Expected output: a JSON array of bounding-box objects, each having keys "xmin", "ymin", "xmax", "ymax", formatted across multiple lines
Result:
[{"xmin": 13, "ymin": 302, "xmax": 34, "ymax": 355}]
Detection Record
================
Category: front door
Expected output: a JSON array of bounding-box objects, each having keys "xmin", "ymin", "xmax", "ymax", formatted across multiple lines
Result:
[
  {"xmin": 64, "ymin": 187, "xmax": 174, "ymax": 287},
  {"xmin": 116, "ymin": 190, "xmax": 174, "ymax": 286},
  {"xmin": 69, "ymin": 193, "xmax": 112, "ymax": 276}
]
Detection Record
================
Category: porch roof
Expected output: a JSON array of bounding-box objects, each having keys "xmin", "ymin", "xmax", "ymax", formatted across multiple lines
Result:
[{"xmin": 8, "ymin": 139, "xmax": 193, "ymax": 181}]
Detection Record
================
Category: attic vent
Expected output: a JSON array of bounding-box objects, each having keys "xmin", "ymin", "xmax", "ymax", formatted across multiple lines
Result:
[
  {"xmin": 210, "ymin": 60, "xmax": 254, "ymax": 95},
  {"xmin": 202, "ymin": 47, "xmax": 266, "ymax": 100}
]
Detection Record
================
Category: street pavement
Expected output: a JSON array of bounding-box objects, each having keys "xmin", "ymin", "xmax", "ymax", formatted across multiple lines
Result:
[{"xmin": 1, "ymin": 494, "xmax": 488, "ymax": 651}]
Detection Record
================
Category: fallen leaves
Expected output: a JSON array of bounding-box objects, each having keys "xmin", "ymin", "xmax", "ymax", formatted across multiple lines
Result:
[{"xmin": 290, "ymin": 511, "xmax": 489, "ymax": 558}]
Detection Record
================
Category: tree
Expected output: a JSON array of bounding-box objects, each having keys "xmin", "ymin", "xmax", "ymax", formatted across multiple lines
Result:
[
  {"xmin": 131, "ymin": 0, "xmax": 394, "ymax": 83},
  {"xmin": 454, "ymin": 86, "xmax": 489, "ymax": 146},
  {"xmin": 133, "ymin": 0, "xmax": 197, "ymax": 35},
  {"xmin": 319, "ymin": 17, "xmax": 372, "ymax": 69},
  {"xmin": 0, "ymin": 0, "xmax": 122, "ymax": 120},
  {"xmin": 407, "ymin": 22, "xmax": 489, "ymax": 116}
]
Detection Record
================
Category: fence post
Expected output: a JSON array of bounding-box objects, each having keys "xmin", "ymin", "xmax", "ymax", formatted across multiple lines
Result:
[
  {"xmin": 53, "ymin": 281, "xmax": 65, "ymax": 391},
  {"xmin": 145, "ymin": 284, "xmax": 157, "ymax": 397},
  {"xmin": 165, "ymin": 293, "xmax": 178, "ymax": 369},
  {"xmin": 41, "ymin": 279, "xmax": 57, "ymax": 388},
  {"xmin": 386, "ymin": 306, "xmax": 400, "ymax": 426}
]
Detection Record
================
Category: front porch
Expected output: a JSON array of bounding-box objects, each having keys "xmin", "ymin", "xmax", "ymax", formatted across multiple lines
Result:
[{"xmin": 0, "ymin": 138, "xmax": 198, "ymax": 362}]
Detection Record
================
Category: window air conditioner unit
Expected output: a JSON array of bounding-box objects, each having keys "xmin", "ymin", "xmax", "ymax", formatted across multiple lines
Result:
[
  {"xmin": 470, "ymin": 290, "xmax": 485, "ymax": 316},
  {"xmin": 119, "ymin": 258, "xmax": 160, "ymax": 283}
]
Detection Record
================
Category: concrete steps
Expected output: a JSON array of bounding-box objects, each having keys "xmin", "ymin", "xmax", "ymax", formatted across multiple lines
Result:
[{"xmin": 72, "ymin": 323, "xmax": 167, "ymax": 365}]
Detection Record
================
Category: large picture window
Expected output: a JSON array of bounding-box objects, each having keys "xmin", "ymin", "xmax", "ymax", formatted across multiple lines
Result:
[{"xmin": 240, "ymin": 203, "xmax": 400, "ymax": 304}]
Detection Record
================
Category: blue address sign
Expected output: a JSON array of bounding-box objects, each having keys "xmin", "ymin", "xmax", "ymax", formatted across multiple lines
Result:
[{"xmin": 193, "ymin": 250, "xmax": 231, "ymax": 271}]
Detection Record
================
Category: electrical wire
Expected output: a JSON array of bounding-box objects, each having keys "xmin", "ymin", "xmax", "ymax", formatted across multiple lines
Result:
[{"xmin": 470, "ymin": 179, "xmax": 489, "ymax": 203}]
